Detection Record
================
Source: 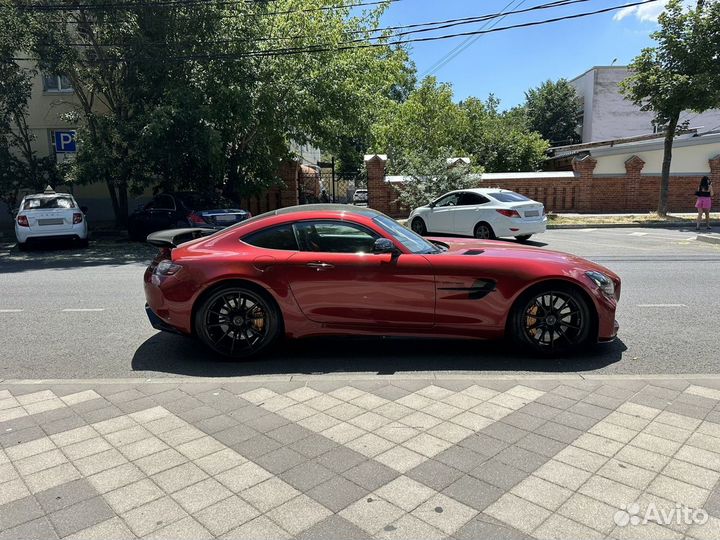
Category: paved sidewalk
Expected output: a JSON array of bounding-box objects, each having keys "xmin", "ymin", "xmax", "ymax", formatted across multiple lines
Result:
[{"xmin": 1, "ymin": 376, "xmax": 720, "ymax": 540}]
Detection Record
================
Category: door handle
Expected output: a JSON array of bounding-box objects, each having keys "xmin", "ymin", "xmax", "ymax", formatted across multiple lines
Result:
[{"xmin": 306, "ymin": 262, "xmax": 334, "ymax": 270}]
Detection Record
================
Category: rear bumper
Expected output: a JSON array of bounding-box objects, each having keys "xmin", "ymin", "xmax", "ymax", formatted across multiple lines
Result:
[
  {"xmin": 16, "ymin": 223, "xmax": 88, "ymax": 243},
  {"xmin": 145, "ymin": 304, "xmax": 185, "ymax": 335}
]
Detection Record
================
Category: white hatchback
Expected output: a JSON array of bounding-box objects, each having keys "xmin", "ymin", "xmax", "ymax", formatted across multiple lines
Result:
[
  {"xmin": 408, "ymin": 188, "xmax": 547, "ymax": 241},
  {"xmin": 15, "ymin": 190, "xmax": 89, "ymax": 250}
]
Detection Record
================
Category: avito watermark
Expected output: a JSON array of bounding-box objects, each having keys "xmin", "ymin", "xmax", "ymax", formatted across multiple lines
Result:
[{"xmin": 614, "ymin": 502, "xmax": 708, "ymax": 527}]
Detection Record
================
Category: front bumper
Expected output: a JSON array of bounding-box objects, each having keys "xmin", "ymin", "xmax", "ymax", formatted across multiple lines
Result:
[
  {"xmin": 599, "ymin": 319, "xmax": 620, "ymax": 342},
  {"xmin": 145, "ymin": 304, "xmax": 185, "ymax": 335}
]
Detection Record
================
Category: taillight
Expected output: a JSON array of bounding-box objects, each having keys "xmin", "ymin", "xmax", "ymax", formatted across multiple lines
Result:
[
  {"xmin": 496, "ymin": 209, "xmax": 521, "ymax": 218},
  {"xmin": 187, "ymin": 212, "xmax": 206, "ymax": 224},
  {"xmin": 73, "ymin": 213, "xmax": 83, "ymax": 224},
  {"xmin": 155, "ymin": 260, "xmax": 182, "ymax": 276},
  {"xmin": 17, "ymin": 215, "xmax": 29, "ymax": 227}
]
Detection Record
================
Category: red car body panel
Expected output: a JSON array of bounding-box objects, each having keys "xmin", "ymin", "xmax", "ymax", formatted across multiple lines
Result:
[{"xmin": 144, "ymin": 206, "xmax": 620, "ymax": 343}]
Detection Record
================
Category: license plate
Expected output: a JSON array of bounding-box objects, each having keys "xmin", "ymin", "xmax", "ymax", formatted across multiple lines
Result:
[
  {"xmin": 524, "ymin": 211, "xmax": 540, "ymax": 217},
  {"xmin": 38, "ymin": 219, "xmax": 64, "ymax": 225},
  {"xmin": 215, "ymin": 215, "xmax": 235, "ymax": 222}
]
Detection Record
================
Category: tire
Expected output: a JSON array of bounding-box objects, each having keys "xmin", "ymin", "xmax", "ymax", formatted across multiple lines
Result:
[
  {"xmin": 515, "ymin": 234, "xmax": 532, "ymax": 242},
  {"xmin": 195, "ymin": 285, "xmax": 282, "ymax": 359},
  {"xmin": 78, "ymin": 238, "xmax": 89, "ymax": 248},
  {"xmin": 510, "ymin": 283, "xmax": 593, "ymax": 356},
  {"xmin": 473, "ymin": 222, "xmax": 495, "ymax": 240},
  {"xmin": 17, "ymin": 242, "xmax": 28, "ymax": 252},
  {"xmin": 411, "ymin": 217, "xmax": 427, "ymax": 236}
]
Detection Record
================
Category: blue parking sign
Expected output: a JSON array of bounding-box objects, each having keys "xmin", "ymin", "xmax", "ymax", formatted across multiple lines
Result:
[{"xmin": 54, "ymin": 130, "xmax": 76, "ymax": 153}]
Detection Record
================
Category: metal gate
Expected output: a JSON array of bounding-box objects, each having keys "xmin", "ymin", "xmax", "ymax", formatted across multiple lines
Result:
[{"xmin": 316, "ymin": 159, "xmax": 365, "ymax": 204}]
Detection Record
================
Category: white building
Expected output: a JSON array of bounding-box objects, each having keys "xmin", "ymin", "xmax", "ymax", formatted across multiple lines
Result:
[{"xmin": 570, "ymin": 66, "xmax": 720, "ymax": 143}]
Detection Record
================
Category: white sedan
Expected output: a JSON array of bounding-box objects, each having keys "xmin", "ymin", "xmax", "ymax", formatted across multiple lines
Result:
[
  {"xmin": 15, "ymin": 189, "xmax": 89, "ymax": 250},
  {"xmin": 408, "ymin": 188, "xmax": 547, "ymax": 241}
]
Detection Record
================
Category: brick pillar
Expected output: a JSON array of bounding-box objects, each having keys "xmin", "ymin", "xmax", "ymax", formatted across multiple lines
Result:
[
  {"xmin": 364, "ymin": 154, "xmax": 389, "ymax": 215},
  {"xmin": 572, "ymin": 155, "xmax": 598, "ymax": 212},
  {"xmin": 279, "ymin": 159, "xmax": 300, "ymax": 208},
  {"xmin": 624, "ymin": 155, "xmax": 645, "ymax": 212},
  {"xmin": 710, "ymin": 155, "xmax": 720, "ymax": 186}
]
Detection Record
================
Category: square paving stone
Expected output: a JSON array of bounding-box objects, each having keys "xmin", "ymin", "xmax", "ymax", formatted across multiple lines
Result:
[
  {"xmin": 213, "ymin": 425, "xmax": 260, "ymax": 448},
  {"xmin": 232, "ymin": 434, "xmax": 283, "ymax": 460},
  {"xmin": 494, "ymin": 445, "xmax": 549, "ymax": 473},
  {"xmin": 443, "ymin": 475, "xmax": 504, "ymax": 511},
  {"xmin": 485, "ymin": 493, "xmax": 551, "ymax": 536},
  {"xmin": 222, "ymin": 515, "xmax": 291, "ymax": 539},
  {"xmin": 410, "ymin": 493, "xmax": 477, "ymax": 535},
  {"xmin": 297, "ymin": 514, "xmax": 371, "ymax": 540},
  {"xmin": 454, "ymin": 514, "xmax": 531, "ymax": 540},
  {"xmin": 267, "ymin": 423, "xmax": 313, "ymax": 445},
  {"xmin": 266, "ymin": 494, "xmax": 333, "ymax": 536},
  {"xmin": 288, "ymin": 434, "xmax": 338, "ymax": 458},
  {"xmin": 280, "ymin": 461, "xmax": 336, "ymax": 491},
  {"xmin": 469, "ymin": 458, "xmax": 529, "ymax": 491},
  {"xmin": 0, "ymin": 495, "xmax": 44, "ymax": 531},
  {"xmin": 373, "ymin": 475, "xmax": 435, "ymax": 512},
  {"xmin": 35, "ymin": 478, "xmax": 98, "ymax": 514},
  {"xmin": 215, "ymin": 462, "xmax": 273, "ymax": 492},
  {"xmin": 458, "ymin": 434, "xmax": 509, "ymax": 458},
  {"xmin": 306, "ymin": 476, "xmax": 368, "ymax": 513},
  {"xmin": 195, "ymin": 495, "xmax": 260, "ymax": 536},
  {"xmin": 500, "ymin": 411, "xmax": 547, "ymax": 432},
  {"xmin": 0, "ymin": 517, "xmax": 59, "ymax": 540},
  {"xmin": 515, "ymin": 433, "xmax": 567, "ymax": 458},
  {"xmin": 343, "ymin": 460, "xmax": 399, "ymax": 491},
  {"xmin": 241, "ymin": 412, "xmax": 290, "ymax": 433},
  {"xmin": 121, "ymin": 496, "xmax": 188, "ymax": 537},
  {"xmin": 241, "ymin": 477, "xmax": 300, "ymax": 513},
  {"xmin": 406, "ymin": 459, "xmax": 464, "ymax": 492},
  {"xmin": 434, "ymin": 446, "xmax": 486, "ymax": 473},
  {"xmin": 195, "ymin": 414, "xmax": 238, "ymax": 434},
  {"xmin": 255, "ymin": 446, "xmax": 308, "ymax": 475},
  {"xmin": 48, "ymin": 495, "xmax": 114, "ymax": 538},
  {"xmin": 340, "ymin": 496, "xmax": 405, "ymax": 535},
  {"xmin": 171, "ymin": 477, "xmax": 232, "ymax": 514}
]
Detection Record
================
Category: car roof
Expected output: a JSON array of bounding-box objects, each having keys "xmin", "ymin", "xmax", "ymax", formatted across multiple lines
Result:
[
  {"xmin": 23, "ymin": 193, "xmax": 74, "ymax": 199},
  {"xmin": 266, "ymin": 204, "xmax": 381, "ymax": 218}
]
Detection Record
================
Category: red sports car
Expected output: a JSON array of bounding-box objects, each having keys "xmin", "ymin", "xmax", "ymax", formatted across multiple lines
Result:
[{"xmin": 144, "ymin": 204, "xmax": 620, "ymax": 358}]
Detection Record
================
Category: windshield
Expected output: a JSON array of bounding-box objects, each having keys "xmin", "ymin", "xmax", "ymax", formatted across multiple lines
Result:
[
  {"xmin": 23, "ymin": 196, "xmax": 76, "ymax": 210},
  {"xmin": 177, "ymin": 193, "xmax": 237, "ymax": 210},
  {"xmin": 487, "ymin": 191, "xmax": 530, "ymax": 203},
  {"xmin": 373, "ymin": 215, "xmax": 439, "ymax": 254}
]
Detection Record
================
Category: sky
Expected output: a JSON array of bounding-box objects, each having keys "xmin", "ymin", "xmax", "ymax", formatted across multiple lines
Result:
[{"xmin": 379, "ymin": 0, "xmax": 671, "ymax": 108}]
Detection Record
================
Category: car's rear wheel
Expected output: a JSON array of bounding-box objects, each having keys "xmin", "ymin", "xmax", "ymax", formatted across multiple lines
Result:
[
  {"xmin": 411, "ymin": 217, "xmax": 427, "ymax": 236},
  {"xmin": 473, "ymin": 222, "xmax": 495, "ymax": 240},
  {"xmin": 17, "ymin": 242, "xmax": 28, "ymax": 252},
  {"xmin": 515, "ymin": 234, "xmax": 532, "ymax": 242},
  {"xmin": 511, "ymin": 284, "xmax": 593, "ymax": 355},
  {"xmin": 195, "ymin": 285, "xmax": 281, "ymax": 359}
]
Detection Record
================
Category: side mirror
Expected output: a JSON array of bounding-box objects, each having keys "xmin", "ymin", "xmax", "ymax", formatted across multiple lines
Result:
[
  {"xmin": 428, "ymin": 202, "xmax": 436, "ymax": 208},
  {"xmin": 373, "ymin": 238, "xmax": 399, "ymax": 255},
  {"xmin": 80, "ymin": 206, "xmax": 88, "ymax": 214}
]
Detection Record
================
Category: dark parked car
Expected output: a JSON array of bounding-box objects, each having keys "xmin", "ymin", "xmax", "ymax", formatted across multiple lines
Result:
[{"xmin": 128, "ymin": 192, "xmax": 251, "ymax": 241}]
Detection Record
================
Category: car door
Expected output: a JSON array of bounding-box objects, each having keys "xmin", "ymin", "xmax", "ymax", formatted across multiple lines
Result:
[
  {"xmin": 455, "ymin": 192, "xmax": 492, "ymax": 236},
  {"xmin": 285, "ymin": 220, "xmax": 435, "ymax": 328},
  {"xmin": 148, "ymin": 194, "xmax": 178, "ymax": 232},
  {"xmin": 427, "ymin": 193, "xmax": 460, "ymax": 233}
]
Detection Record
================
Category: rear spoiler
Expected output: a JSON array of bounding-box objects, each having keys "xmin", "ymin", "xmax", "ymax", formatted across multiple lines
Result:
[{"xmin": 146, "ymin": 228, "xmax": 217, "ymax": 248}]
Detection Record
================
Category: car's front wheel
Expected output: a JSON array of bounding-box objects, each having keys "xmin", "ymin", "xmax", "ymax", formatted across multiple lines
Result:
[
  {"xmin": 473, "ymin": 222, "xmax": 495, "ymax": 240},
  {"xmin": 411, "ymin": 217, "xmax": 427, "ymax": 236},
  {"xmin": 195, "ymin": 285, "xmax": 282, "ymax": 359},
  {"xmin": 510, "ymin": 284, "xmax": 593, "ymax": 355}
]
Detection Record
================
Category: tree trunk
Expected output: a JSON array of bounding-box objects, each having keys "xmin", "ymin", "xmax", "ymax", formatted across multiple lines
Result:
[
  {"xmin": 118, "ymin": 183, "xmax": 128, "ymax": 228},
  {"xmin": 658, "ymin": 113, "xmax": 680, "ymax": 217},
  {"xmin": 106, "ymin": 180, "xmax": 121, "ymax": 226}
]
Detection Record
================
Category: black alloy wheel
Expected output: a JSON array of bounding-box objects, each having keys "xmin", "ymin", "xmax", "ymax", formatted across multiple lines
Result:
[
  {"xmin": 512, "ymin": 286, "xmax": 592, "ymax": 355},
  {"xmin": 411, "ymin": 217, "xmax": 427, "ymax": 236},
  {"xmin": 473, "ymin": 222, "xmax": 495, "ymax": 240},
  {"xmin": 196, "ymin": 286, "xmax": 280, "ymax": 359}
]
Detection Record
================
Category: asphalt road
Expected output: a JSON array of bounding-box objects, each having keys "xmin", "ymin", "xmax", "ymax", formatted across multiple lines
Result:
[{"xmin": 1, "ymin": 227, "xmax": 719, "ymax": 380}]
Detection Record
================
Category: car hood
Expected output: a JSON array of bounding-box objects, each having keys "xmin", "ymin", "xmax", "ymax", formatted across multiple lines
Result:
[{"xmin": 426, "ymin": 236, "xmax": 619, "ymax": 279}]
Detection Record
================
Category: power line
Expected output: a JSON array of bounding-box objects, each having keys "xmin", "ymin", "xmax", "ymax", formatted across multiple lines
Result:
[
  {"xmin": 10, "ymin": 0, "xmax": 658, "ymax": 62},
  {"xmin": 29, "ymin": 0, "xmax": 600, "ymax": 50}
]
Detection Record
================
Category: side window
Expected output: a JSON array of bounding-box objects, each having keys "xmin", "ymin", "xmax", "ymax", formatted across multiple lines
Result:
[
  {"xmin": 435, "ymin": 194, "xmax": 459, "ymax": 208},
  {"xmin": 459, "ymin": 193, "xmax": 489, "ymax": 206},
  {"xmin": 154, "ymin": 195, "xmax": 175, "ymax": 210},
  {"xmin": 294, "ymin": 221, "xmax": 379, "ymax": 253},
  {"xmin": 243, "ymin": 224, "xmax": 299, "ymax": 251}
]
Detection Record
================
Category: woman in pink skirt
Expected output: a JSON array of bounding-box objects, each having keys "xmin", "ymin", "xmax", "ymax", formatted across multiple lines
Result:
[{"xmin": 696, "ymin": 176, "xmax": 714, "ymax": 230}]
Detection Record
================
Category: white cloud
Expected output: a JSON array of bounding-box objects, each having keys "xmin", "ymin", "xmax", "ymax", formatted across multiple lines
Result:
[{"xmin": 612, "ymin": 0, "xmax": 693, "ymax": 23}]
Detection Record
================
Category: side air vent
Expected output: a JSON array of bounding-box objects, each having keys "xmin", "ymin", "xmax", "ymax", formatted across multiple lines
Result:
[{"xmin": 464, "ymin": 249, "xmax": 485, "ymax": 255}]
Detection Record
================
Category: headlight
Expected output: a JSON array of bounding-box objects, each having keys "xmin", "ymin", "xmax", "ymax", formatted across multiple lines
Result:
[{"xmin": 586, "ymin": 271, "xmax": 615, "ymax": 298}]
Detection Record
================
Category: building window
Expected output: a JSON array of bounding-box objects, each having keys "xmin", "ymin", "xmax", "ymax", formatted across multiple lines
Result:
[{"xmin": 43, "ymin": 74, "xmax": 73, "ymax": 92}]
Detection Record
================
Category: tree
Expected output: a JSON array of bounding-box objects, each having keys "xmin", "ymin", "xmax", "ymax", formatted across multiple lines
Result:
[
  {"xmin": 21, "ymin": 0, "xmax": 412, "ymax": 226},
  {"xmin": 0, "ymin": 5, "xmax": 61, "ymax": 217},
  {"xmin": 392, "ymin": 148, "xmax": 480, "ymax": 210},
  {"xmin": 621, "ymin": 0, "xmax": 720, "ymax": 216},
  {"xmin": 524, "ymin": 79, "xmax": 582, "ymax": 146}
]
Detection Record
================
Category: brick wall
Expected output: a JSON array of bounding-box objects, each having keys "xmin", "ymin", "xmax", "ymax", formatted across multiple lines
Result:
[{"xmin": 364, "ymin": 154, "xmax": 720, "ymax": 216}]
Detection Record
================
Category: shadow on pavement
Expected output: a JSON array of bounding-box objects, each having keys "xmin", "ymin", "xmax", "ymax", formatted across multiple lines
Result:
[
  {"xmin": 0, "ymin": 240, "xmax": 155, "ymax": 273},
  {"xmin": 131, "ymin": 333, "xmax": 627, "ymax": 377}
]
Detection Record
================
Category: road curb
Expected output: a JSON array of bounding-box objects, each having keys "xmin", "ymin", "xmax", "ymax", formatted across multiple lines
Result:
[
  {"xmin": 548, "ymin": 221, "xmax": 720, "ymax": 230},
  {"xmin": 4, "ymin": 373, "xmax": 720, "ymax": 385},
  {"xmin": 697, "ymin": 233, "xmax": 720, "ymax": 245}
]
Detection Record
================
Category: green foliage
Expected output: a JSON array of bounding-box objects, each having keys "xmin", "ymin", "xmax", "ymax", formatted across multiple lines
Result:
[
  {"xmin": 393, "ymin": 147, "xmax": 480, "ymax": 210},
  {"xmin": 523, "ymin": 79, "xmax": 582, "ymax": 145},
  {"xmin": 373, "ymin": 79, "xmax": 549, "ymax": 174},
  {"xmin": 621, "ymin": 0, "xmax": 720, "ymax": 214},
  {"xmin": 18, "ymin": 0, "xmax": 412, "ymax": 225}
]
